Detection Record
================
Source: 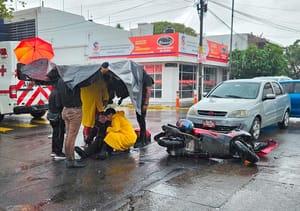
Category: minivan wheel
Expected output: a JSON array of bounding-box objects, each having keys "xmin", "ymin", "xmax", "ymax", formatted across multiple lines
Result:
[
  {"xmin": 250, "ymin": 117, "xmax": 261, "ymax": 140},
  {"xmin": 278, "ymin": 110, "xmax": 289, "ymax": 129}
]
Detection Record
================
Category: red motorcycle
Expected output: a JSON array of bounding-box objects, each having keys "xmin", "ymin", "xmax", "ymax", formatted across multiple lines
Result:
[{"xmin": 154, "ymin": 119, "xmax": 277, "ymax": 164}]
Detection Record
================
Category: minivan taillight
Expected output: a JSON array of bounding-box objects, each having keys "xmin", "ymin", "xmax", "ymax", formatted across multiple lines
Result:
[{"xmin": 9, "ymin": 85, "xmax": 17, "ymax": 98}]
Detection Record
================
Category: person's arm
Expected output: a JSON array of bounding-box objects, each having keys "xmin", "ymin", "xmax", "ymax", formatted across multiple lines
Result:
[{"xmin": 106, "ymin": 116, "xmax": 121, "ymax": 133}]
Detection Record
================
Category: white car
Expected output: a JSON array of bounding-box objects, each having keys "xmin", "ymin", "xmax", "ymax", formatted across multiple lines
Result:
[{"xmin": 187, "ymin": 79, "xmax": 291, "ymax": 140}]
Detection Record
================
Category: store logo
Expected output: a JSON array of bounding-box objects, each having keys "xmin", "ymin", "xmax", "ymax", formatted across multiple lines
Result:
[
  {"xmin": 157, "ymin": 36, "xmax": 174, "ymax": 46},
  {"xmin": 93, "ymin": 41, "xmax": 100, "ymax": 51}
]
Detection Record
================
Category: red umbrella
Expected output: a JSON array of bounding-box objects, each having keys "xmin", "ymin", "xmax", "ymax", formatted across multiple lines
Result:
[{"xmin": 14, "ymin": 37, "xmax": 54, "ymax": 64}]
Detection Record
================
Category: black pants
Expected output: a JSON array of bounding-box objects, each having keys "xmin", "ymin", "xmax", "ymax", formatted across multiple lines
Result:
[
  {"xmin": 136, "ymin": 109, "xmax": 147, "ymax": 143},
  {"xmin": 50, "ymin": 118, "xmax": 65, "ymax": 154},
  {"xmin": 85, "ymin": 137, "xmax": 113, "ymax": 157},
  {"xmin": 85, "ymin": 137, "xmax": 103, "ymax": 156}
]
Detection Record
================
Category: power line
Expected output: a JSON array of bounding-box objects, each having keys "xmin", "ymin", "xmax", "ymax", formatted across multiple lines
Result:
[{"xmin": 210, "ymin": 0, "xmax": 300, "ymax": 33}]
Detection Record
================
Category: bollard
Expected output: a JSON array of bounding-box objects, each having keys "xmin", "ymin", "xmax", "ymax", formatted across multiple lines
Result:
[
  {"xmin": 176, "ymin": 91, "xmax": 180, "ymax": 107},
  {"xmin": 193, "ymin": 90, "xmax": 198, "ymax": 104}
]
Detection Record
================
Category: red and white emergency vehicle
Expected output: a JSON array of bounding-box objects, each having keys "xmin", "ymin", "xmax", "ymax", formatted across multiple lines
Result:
[{"xmin": 0, "ymin": 41, "xmax": 52, "ymax": 122}]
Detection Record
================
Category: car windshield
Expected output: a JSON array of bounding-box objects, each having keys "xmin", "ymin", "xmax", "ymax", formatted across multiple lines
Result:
[{"xmin": 208, "ymin": 82, "xmax": 260, "ymax": 99}]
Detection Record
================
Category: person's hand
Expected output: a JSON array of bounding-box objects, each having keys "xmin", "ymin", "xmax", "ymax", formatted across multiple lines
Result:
[{"xmin": 143, "ymin": 104, "xmax": 148, "ymax": 112}]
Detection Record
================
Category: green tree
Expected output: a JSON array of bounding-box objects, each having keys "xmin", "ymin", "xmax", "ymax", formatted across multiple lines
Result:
[
  {"xmin": 152, "ymin": 21, "xmax": 197, "ymax": 36},
  {"xmin": 231, "ymin": 43, "xmax": 289, "ymax": 79},
  {"xmin": 285, "ymin": 40, "xmax": 300, "ymax": 78},
  {"xmin": 0, "ymin": 0, "xmax": 25, "ymax": 18}
]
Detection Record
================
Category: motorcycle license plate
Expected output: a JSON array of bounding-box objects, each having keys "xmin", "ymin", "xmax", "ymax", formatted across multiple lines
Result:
[{"xmin": 202, "ymin": 120, "xmax": 216, "ymax": 128}]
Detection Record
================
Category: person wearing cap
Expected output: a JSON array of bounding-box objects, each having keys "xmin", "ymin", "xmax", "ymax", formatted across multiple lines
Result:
[
  {"xmin": 101, "ymin": 108, "xmax": 137, "ymax": 156},
  {"xmin": 80, "ymin": 62, "xmax": 110, "ymax": 146}
]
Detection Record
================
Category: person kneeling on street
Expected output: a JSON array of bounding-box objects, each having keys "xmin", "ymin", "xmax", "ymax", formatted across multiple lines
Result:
[
  {"xmin": 75, "ymin": 112, "xmax": 110, "ymax": 159},
  {"xmin": 99, "ymin": 108, "xmax": 137, "ymax": 159}
]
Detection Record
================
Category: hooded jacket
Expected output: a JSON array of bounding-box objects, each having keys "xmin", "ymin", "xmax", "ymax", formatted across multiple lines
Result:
[{"xmin": 104, "ymin": 111, "xmax": 137, "ymax": 151}]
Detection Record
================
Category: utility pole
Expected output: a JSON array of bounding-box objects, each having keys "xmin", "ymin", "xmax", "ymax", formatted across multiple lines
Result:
[
  {"xmin": 196, "ymin": 0, "xmax": 207, "ymax": 100},
  {"xmin": 229, "ymin": 0, "xmax": 235, "ymax": 79}
]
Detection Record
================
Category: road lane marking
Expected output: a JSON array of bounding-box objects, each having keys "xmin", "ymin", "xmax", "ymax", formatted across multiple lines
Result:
[
  {"xmin": 11, "ymin": 123, "xmax": 38, "ymax": 128},
  {"xmin": 32, "ymin": 119, "xmax": 49, "ymax": 124},
  {"xmin": 0, "ymin": 127, "xmax": 14, "ymax": 132}
]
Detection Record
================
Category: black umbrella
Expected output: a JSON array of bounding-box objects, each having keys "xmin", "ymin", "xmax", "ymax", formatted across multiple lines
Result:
[{"xmin": 18, "ymin": 58, "xmax": 58, "ymax": 84}]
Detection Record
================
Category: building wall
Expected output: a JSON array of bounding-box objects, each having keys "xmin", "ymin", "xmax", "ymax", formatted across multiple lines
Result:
[
  {"xmin": 5, "ymin": 7, "xmax": 231, "ymax": 106},
  {"xmin": 162, "ymin": 64, "xmax": 179, "ymax": 104},
  {"xmin": 8, "ymin": 7, "xmax": 130, "ymax": 65}
]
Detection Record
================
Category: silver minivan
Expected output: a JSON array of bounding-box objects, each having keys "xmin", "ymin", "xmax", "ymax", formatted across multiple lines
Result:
[{"xmin": 187, "ymin": 79, "xmax": 291, "ymax": 140}]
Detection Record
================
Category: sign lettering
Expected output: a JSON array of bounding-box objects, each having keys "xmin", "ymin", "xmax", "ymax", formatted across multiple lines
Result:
[{"xmin": 0, "ymin": 65, "xmax": 7, "ymax": 77}]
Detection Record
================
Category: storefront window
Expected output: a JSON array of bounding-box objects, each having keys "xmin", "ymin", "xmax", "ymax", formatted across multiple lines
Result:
[
  {"xmin": 203, "ymin": 67, "xmax": 217, "ymax": 94},
  {"xmin": 144, "ymin": 64, "xmax": 162, "ymax": 98},
  {"xmin": 179, "ymin": 64, "xmax": 197, "ymax": 98}
]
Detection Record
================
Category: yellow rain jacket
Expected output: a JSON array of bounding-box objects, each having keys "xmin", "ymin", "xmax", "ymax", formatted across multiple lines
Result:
[
  {"xmin": 80, "ymin": 79, "xmax": 109, "ymax": 128},
  {"xmin": 104, "ymin": 111, "xmax": 137, "ymax": 151}
]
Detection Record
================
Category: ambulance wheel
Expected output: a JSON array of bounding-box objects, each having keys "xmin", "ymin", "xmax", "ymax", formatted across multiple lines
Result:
[
  {"xmin": 30, "ymin": 111, "xmax": 46, "ymax": 118},
  {"xmin": 0, "ymin": 114, "xmax": 4, "ymax": 122}
]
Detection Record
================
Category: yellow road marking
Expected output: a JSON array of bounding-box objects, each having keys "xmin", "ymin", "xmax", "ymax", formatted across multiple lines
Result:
[
  {"xmin": 32, "ymin": 119, "xmax": 49, "ymax": 124},
  {"xmin": 0, "ymin": 127, "xmax": 14, "ymax": 132},
  {"xmin": 12, "ymin": 123, "xmax": 38, "ymax": 128}
]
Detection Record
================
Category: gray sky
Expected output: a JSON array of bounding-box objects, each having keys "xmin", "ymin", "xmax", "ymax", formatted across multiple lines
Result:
[{"xmin": 16, "ymin": 0, "xmax": 300, "ymax": 46}]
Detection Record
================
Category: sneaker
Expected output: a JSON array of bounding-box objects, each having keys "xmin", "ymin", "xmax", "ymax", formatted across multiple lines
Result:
[
  {"xmin": 65, "ymin": 160, "xmax": 86, "ymax": 168},
  {"xmin": 50, "ymin": 152, "xmax": 56, "ymax": 157},
  {"xmin": 75, "ymin": 146, "xmax": 88, "ymax": 159},
  {"xmin": 54, "ymin": 152, "xmax": 66, "ymax": 160}
]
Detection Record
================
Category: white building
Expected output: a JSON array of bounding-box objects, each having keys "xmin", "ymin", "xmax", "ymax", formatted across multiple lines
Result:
[{"xmin": 3, "ymin": 6, "xmax": 233, "ymax": 106}]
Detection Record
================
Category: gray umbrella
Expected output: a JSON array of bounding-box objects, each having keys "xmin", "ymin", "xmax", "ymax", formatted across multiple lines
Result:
[{"xmin": 20, "ymin": 59, "xmax": 144, "ymax": 114}]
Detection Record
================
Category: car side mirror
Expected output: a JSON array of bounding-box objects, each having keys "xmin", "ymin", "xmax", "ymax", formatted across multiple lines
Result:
[{"xmin": 263, "ymin": 93, "xmax": 276, "ymax": 100}]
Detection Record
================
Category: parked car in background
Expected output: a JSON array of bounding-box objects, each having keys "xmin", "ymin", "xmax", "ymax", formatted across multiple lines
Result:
[
  {"xmin": 187, "ymin": 79, "xmax": 291, "ymax": 140},
  {"xmin": 279, "ymin": 79, "xmax": 300, "ymax": 117}
]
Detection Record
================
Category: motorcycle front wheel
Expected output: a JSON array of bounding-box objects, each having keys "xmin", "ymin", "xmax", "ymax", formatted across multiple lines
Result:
[{"xmin": 232, "ymin": 139, "xmax": 259, "ymax": 164}]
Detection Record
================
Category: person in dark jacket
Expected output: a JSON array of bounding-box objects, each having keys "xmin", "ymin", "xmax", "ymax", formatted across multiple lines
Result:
[
  {"xmin": 57, "ymin": 78, "xmax": 85, "ymax": 168},
  {"xmin": 134, "ymin": 70, "xmax": 154, "ymax": 148},
  {"xmin": 47, "ymin": 81, "xmax": 65, "ymax": 160}
]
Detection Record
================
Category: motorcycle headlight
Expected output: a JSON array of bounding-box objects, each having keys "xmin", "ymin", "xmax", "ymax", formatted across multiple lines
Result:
[
  {"xmin": 187, "ymin": 107, "xmax": 197, "ymax": 116},
  {"xmin": 227, "ymin": 110, "xmax": 250, "ymax": 118}
]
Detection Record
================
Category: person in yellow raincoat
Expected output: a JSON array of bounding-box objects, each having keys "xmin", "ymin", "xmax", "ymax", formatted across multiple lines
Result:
[
  {"xmin": 104, "ymin": 108, "xmax": 137, "ymax": 151},
  {"xmin": 81, "ymin": 77, "xmax": 109, "ymax": 144}
]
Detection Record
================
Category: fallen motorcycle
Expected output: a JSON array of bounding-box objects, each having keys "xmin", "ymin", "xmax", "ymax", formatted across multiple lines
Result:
[{"xmin": 154, "ymin": 119, "xmax": 278, "ymax": 164}]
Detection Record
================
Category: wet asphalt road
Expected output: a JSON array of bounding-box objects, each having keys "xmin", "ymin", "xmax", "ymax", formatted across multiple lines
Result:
[{"xmin": 0, "ymin": 108, "xmax": 300, "ymax": 211}]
